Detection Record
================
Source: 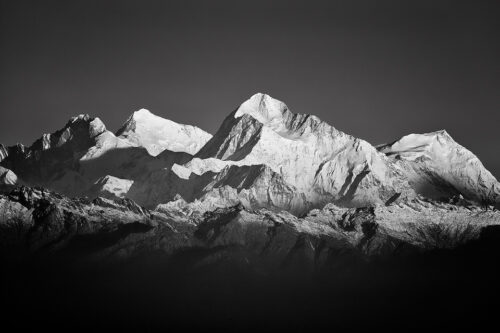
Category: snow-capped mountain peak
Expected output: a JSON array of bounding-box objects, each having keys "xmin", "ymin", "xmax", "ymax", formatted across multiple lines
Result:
[
  {"xmin": 378, "ymin": 130, "xmax": 454, "ymax": 161},
  {"xmin": 379, "ymin": 130, "xmax": 500, "ymax": 202},
  {"xmin": 116, "ymin": 108, "xmax": 212, "ymax": 156},
  {"xmin": 231, "ymin": 93, "xmax": 332, "ymax": 140},
  {"xmin": 234, "ymin": 93, "xmax": 288, "ymax": 125},
  {"xmin": 192, "ymin": 93, "xmax": 414, "ymax": 211},
  {"xmin": 27, "ymin": 114, "xmax": 108, "ymax": 152},
  {"xmin": 131, "ymin": 108, "xmax": 154, "ymax": 118},
  {"xmin": 0, "ymin": 93, "xmax": 498, "ymax": 215}
]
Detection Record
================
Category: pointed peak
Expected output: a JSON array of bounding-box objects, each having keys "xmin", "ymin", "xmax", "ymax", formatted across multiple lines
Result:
[
  {"xmin": 409, "ymin": 130, "xmax": 455, "ymax": 144},
  {"xmin": 117, "ymin": 109, "xmax": 163, "ymax": 136},
  {"xmin": 248, "ymin": 92, "xmax": 274, "ymax": 101},
  {"xmin": 246, "ymin": 92, "xmax": 284, "ymax": 107},
  {"xmin": 380, "ymin": 130, "xmax": 458, "ymax": 157},
  {"xmin": 131, "ymin": 108, "xmax": 155, "ymax": 119},
  {"xmin": 234, "ymin": 93, "xmax": 288, "ymax": 125},
  {"xmin": 64, "ymin": 114, "xmax": 106, "ymax": 134},
  {"xmin": 89, "ymin": 117, "xmax": 107, "ymax": 137},
  {"xmin": 251, "ymin": 92, "xmax": 267, "ymax": 98},
  {"xmin": 124, "ymin": 108, "xmax": 172, "ymax": 127},
  {"xmin": 62, "ymin": 114, "xmax": 107, "ymax": 138},
  {"xmin": 432, "ymin": 129, "xmax": 453, "ymax": 139},
  {"xmin": 395, "ymin": 130, "xmax": 454, "ymax": 144}
]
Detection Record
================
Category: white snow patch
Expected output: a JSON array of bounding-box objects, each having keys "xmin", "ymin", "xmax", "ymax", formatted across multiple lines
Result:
[
  {"xmin": 95, "ymin": 175, "xmax": 134, "ymax": 198},
  {"xmin": 118, "ymin": 108, "xmax": 212, "ymax": 156},
  {"xmin": 171, "ymin": 164, "xmax": 192, "ymax": 179}
]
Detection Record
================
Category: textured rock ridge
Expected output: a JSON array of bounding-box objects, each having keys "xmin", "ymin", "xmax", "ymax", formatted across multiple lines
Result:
[{"xmin": 1, "ymin": 186, "xmax": 499, "ymax": 264}]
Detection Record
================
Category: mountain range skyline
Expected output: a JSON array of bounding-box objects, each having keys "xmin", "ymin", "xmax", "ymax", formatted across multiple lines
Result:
[
  {"xmin": 2, "ymin": 91, "xmax": 500, "ymax": 181},
  {"xmin": 1, "ymin": 93, "xmax": 499, "ymax": 260},
  {"xmin": 1, "ymin": 91, "xmax": 500, "ymax": 287},
  {"xmin": 2, "ymin": 0, "xmax": 500, "ymax": 178},
  {"xmin": 2, "ymin": 2, "xmax": 500, "ymax": 329},
  {"xmin": 1, "ymin": 92, "xmax": 498, "ymax": 217}
]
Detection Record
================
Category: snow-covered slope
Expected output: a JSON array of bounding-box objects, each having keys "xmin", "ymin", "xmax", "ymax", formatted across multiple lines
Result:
[
  {"xmin": 189, "ymin": 93, "xmax": 414, "ymax": 209},
  {"xmin": 378, "ymin": 130, "xmax": 500, "ymax": 204},
  {"xmin": 90, "ymin": 175, "xmax": 135, "ymax": 199},
  {"xmin": 0, "ymin": 114, "xmax": 113, "ymax": 191},
  {"xmin": 116, "ymin": 109, "xmax": 212, "ymax": 156},
  {"xmin": 0, "ymin": 114, "xmax": 188, "ymax": 198},
  {"xmin": 0, "ymin": 93, "xmax": 498, "ymax": 215}
]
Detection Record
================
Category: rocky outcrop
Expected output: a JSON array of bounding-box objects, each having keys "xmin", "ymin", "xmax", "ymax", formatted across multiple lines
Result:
[
  {"xmin": 1, "ymin": 186, "xmax": 499, "ymax": 268},
  {"xmin": 0, "ymin": 115, "xmax": 117, "ymax": 192},
  {"xmin": 0, "ymin": 144, "xmax": 8, "ymax": 162},
  {"xmin": 0, "ymin": 186, "xmax": 190, "ymax": 260},
  {"xmin": 0, "ymin": 166, "xmax": 17, "ymax": 186}
]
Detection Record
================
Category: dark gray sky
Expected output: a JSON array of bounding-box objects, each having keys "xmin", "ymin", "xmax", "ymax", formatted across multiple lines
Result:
[{"xmin": 1, "ymin": 0, "xmax": 499, "ymax": 177}]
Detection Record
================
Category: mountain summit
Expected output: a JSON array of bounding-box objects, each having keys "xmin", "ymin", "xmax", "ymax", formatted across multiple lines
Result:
[
  {"xmin": 2, "ymin": 94, "xmax": 500, "ymax": 314},
  {"xmin": 116, "ymin": 108, "xmax": 212, "ymax": 156},
  {"xmin": 0, "ymin": 93, "xmax": 499, "ymax": 213},
  {"xmin": 191, "ymin": 93, "xmax": 414, "ymax": 211},
  {"xmin": 378, "ymin": 130, "xmax": 500, "ymax": 203}
]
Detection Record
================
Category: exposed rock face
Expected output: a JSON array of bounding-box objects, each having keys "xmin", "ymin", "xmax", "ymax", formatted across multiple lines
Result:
[
  {"xmin": 0, "ymin": 92, "xmax": 499, "ymax": 229},
  {"xmin": 1, "ymin": 186, "xmax": 499, "ymax": 266},
  {"xmin": 0, "ymin": 113, "xmax": 194, "ymax": 201},
  {"xmin": 0, "ymin": 144, "xmax": 8, "ymax": 162},
  {"xmin": 0, "ymin": 114, "xmax": 123, "ymax": 194},
  {"xmin": 187, "ymin": 93, "xmax": 499, "ymax": 211},
  {"xmin": 0, "ymin": 187, "xmax": 189, "ymax": 259},
  {"xmin": 0, "ymin": 166, "xmax": 17, "ymax": 186},
  {"xmin": 189, "ymin": 93, "xmax": 417, "ymax": 209}
]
